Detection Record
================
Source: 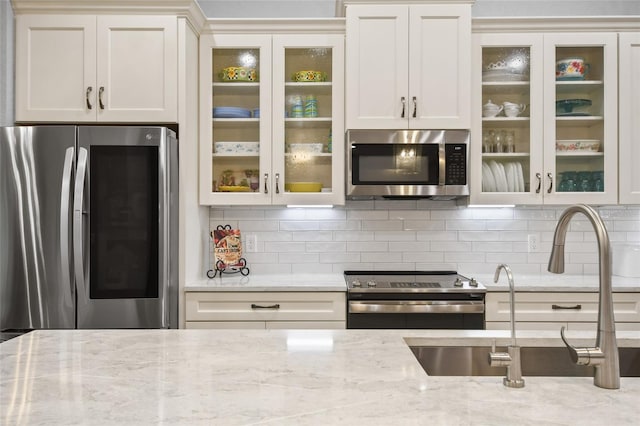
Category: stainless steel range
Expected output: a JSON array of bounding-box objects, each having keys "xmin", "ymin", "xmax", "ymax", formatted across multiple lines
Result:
[{"xmin": 344, "ymin": 271, "xmax": 486, "ymax": 329}]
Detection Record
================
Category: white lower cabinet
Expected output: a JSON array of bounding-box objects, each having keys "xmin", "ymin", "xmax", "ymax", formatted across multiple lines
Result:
[
  {"xmin": 185, "ymin": 291, "xmax": 346, "ymax": 329},
  {"xmin": 485, "ymin": 292, "xmax": 640, "ymax": 331}
]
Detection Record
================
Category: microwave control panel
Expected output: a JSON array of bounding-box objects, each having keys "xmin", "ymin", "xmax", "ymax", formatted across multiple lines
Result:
[{"xmin": 445, "ymin": 144, "xmax": 467, "ymax": 185}]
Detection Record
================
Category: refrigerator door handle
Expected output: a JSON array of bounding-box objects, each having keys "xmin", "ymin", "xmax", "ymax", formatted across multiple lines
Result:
[
  {"xmin": 60, "ymin": 147, "xmax": 75, "ymax": 304},
  {"xmin": 73, "ymin": 147, "xmax": 88, "ymax": 302}
]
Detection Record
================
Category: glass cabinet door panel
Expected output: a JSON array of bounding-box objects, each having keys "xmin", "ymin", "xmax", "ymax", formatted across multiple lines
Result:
[
  {"xmin": 283, "ymin": 47, "xmax": 333, "ymax": 194},
  {"xmin": 554, "ymin": 46, "xmax": 605, "ymax": 194},
  {"xmin": 480, "ymin": 46, "xmax": 532, "ymax": 194},
  {"xmin": 211, "ymin": 48, "xmax": 262, "ymax": 193}
]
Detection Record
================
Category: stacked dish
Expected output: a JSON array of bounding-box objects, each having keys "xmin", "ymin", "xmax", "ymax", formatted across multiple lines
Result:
[
  {"xmin": 556, "ymin": 140, "xmax": 600, "ymax": 152},
  {"xmin": 292, "ymin": 70, "xmax": 327, "ymax": 82},
  {"xmin": 214, "ymin": 141, "xmax": 260, "ymax": 154},
  {"xmin": 482, "ymin": 160, "xmax": 525, "ymax": 192},
  {"xmin": 213, "ymin": 107, "xmax": 252, "ymax": 118},
  {"xmin": 219, "ymin": 67, "xmax": 257, "ymax": 82},
  {"xmin": 288, "ymin": 143, "xmax": 323, "ymax": 153},
  {"xmin": 556, "ymin": 99, "xmax": 592, "ymax": 116}
]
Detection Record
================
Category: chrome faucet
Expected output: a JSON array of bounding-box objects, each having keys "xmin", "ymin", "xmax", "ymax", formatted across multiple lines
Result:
[
  {"xmin": 548, "ymin": 204, "xmax": 619, "ymax": 389},
  {"xmin": 488, "ymin": 264, "xmax": 525, "ymax": 388}
]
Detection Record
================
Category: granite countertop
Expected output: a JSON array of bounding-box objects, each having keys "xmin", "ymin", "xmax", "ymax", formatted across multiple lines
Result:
[{"xmin": 1, "ymin": 329, "xmax": 639, "ymax": 425}]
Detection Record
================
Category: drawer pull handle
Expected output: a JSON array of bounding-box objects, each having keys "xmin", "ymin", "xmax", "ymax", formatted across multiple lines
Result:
[
  {"xmin": 251, "ymin": 303, "xmax": 280, "ymax": 310},
  {"xmin": 552, "ymin": 304, "xmax": 582, "ymax": 310}
]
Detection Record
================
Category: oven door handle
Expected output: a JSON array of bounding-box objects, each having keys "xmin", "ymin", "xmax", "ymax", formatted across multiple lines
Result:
[{"xmin": 348, "ymin": 300, "xmax": 485, "ymax": 314}]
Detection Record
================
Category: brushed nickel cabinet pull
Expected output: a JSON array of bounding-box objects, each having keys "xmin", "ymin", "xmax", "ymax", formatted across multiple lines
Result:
[
  {"xmin": 264, "ymin": 173, "xmax": 269, "ymax": 194},
  {"xmin": 535, "ymin": 172, "xmax": 542, "ymax": 193},
  {"xmin": 547, "ymin": 172, "xmax": 553, "ymax": 194},
  {"xmin": 552, "ymin": 304, "xmax": 582, "ymax": 310},
  {"xmin": 401, "ymin": 97, "xmax": 406, "ymax": 118},
  {"xmin": 86, "ymin": 86, "xmax": 93, "ymax": 110},
  {"xmin": 412, "ymin": 96, "xmax": 417, "ymax": 118},
  {"xmin": 98, "ymin": 86, "xmax": 105, "ymax": 109},
  {"xmin": 275, "ymin": 173, "xmax": 280, "ymax": 194}
]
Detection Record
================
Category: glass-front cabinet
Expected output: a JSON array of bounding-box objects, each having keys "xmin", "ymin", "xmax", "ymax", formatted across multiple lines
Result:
[
  {"xmin": 199, "ymin": 30, "xmax": 344, "ymax": 205},
  {"xmin": 471, "ymin": 32, "xmax": 618, "ymax": 205}
]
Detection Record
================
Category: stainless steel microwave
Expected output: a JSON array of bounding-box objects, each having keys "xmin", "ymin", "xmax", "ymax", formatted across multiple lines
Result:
[{"xmin": 346, "ymin": 129, "xmax": 469, "ymax": 199}]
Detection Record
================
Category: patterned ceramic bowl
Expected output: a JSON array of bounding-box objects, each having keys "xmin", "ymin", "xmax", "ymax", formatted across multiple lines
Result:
[
  {"xmin": 556, "ymin": 58, "xmax": 590, "ymax": 80},
  {"xmin": 556, "ymin": 139, "xmax": 600, "ymax": 152},
  {"xmin": 291, "ymin": 70, "xmax": 327, "ymax": 82},
  {"xmin": 214, "ymin": 141, "xmax": 260, "ymax": 154},
  {"xmin": 219, "ymin": 67, "xmax": 258, "ymax": 82}
]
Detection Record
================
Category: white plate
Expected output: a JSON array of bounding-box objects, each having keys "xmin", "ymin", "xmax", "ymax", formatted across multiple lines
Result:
[
  {"xmin": 482, "ymin": 162, "xmax": 496, "ymax": 192},
  {"xmin": 506, "ymin": 163, "xmax": 515, "ymax": 192},
  {"xmin": 516, "ymin": 162, "xmax": 524, "ymax": 192},
  {"xmin": 490, "ymin": 161, "xmax": 508, "ymax": 192}
]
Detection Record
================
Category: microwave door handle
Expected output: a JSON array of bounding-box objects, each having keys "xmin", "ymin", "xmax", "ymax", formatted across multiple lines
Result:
[
  {"xmin": 438, "ymin": 143, "xmax": 446, "ymax": 186},
  {"xmin": 73, "ymin": 147, "xmax": 88, "ymax": 302},
  {"xmin": 60, "ymin": 147, "xmax": 75, "ymax": 305}
]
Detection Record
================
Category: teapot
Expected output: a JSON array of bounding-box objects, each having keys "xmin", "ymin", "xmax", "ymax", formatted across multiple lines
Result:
[
  {"xmin": 502, "ymin": 102, "xmax": 527, "ymax": 117},
  {"xmin": 482, "ymin": 100, "xmax": 503, "ymax": 118}
]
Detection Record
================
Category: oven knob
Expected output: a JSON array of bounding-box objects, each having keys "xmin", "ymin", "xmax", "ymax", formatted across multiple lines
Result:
[
  {"xmin": 469, "ymin": 278, "xmax": 478, "ymax": 287},
  {"xmin": 454, "ymin": 278, "xmax": 463, "ymax": 287},
  {"xmin": 367, "ymin": 281, "xmax": 377, "ymax": 287},
  {"xmin": 352, "ymin": 280, "xmax": 362, "ymax": 287}
]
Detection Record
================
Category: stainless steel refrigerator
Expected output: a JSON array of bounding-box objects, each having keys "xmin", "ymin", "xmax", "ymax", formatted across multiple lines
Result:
[{"xmin": 0, "ymin": 126, "xmax": 178, "ymax": 330}]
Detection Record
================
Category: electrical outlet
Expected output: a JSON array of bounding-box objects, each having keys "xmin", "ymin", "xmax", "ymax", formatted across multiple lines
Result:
[
  {"xmin": 527, "ymin": 234, "xmax": 541, "ymax": 253},
  {"xmin": 245, "ymin": 233, "xmax": 258, "ymax": 253}
]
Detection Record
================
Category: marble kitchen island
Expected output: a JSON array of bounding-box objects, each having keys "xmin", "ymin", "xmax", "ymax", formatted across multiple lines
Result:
[{"xmin": 1, "ymin": 329, "xmax": 639, "ymax": 425}]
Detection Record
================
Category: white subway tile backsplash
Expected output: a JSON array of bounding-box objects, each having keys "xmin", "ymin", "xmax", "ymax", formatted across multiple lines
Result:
[{"xmin": 208, "ymin": 204, "xmax": 638, "ymax": 275}]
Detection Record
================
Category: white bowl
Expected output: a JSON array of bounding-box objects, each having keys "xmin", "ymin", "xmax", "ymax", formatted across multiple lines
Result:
[
  {"xmin": 214, "ymin": 141, "xmax": 260, "ymax": 154},
  {"xmin": 289, "ymin": 143, "xmax": 323, "ymax": 153}
]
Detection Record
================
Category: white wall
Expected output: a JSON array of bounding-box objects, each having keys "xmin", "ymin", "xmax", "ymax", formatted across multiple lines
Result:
[{"xmin": 208, "ymin": 203, "xmax": 640, "ymax": 276}]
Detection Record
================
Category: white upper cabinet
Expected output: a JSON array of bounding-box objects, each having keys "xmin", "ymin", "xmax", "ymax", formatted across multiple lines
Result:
[
  {"xmin": 199, "ymin": 30, "xmax": 345, "ymax": 206},
  {"xmin": 471, "ymin": 30, "xmax": 618, "ymax": 205},
  {"xmin": 345, "ymin": 3, "xmax": 471, "ymax": 129},
  {"xmin": 15, "ymin": 14, "xmax": 177, "ymax": 123},
  {"xmin": 618, "ymin": 32, "xmax": 640, "ymax": 204}
]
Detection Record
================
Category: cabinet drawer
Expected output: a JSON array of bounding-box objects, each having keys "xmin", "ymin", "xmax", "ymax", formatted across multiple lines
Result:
[
  {"xmin": 486, "ymin": 292, "xmax": 640, "ymax": 323},
  {"xmin": 185, "ymin": 292, "xmax": 346, "ymax": 322}
]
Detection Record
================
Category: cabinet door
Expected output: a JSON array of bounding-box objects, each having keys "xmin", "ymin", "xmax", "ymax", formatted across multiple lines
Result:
[
  {"xmin": 96, "ymin": 16, "xmax": 177, "ymax": 122},
  {"xmin": 15, "ymin": 15, "xmax": 97, "ymax": 122},
  {"xmin": 470, "ymin": 33, "xmax": 544, "ymax": 205},
  {"xmin": 542, "ymin": 33, "xmax": 618, "ymax": 205},
  {"xmin": 272, "ymin": 34, "xmax": 345, "ymax": 205},
  {"xmin": 618, "ymin": 32, "xmax": 640, "ymax": 204},
  {"xmin": 345, "ymin": 5, "xmax": 409, "ymax": 129},
  {"xmin": 199, "ymin": 34, "xmax": 272, "ymax": 205},
  {"xmin": 408, "ymin": 4, "xmax": 471, "ymax": 129}
]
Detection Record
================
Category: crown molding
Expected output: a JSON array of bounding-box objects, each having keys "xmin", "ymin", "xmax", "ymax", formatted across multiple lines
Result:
[
  {"xmin": 11, "ymin": 0, "xmax": 207, "ymax": 32},
  {"xmin": 203, "ymin": 18, "xmax": 346, "ymax": 35},
  {"xmin": 473, "ymin": 16, "xmax": 640, "ymax": 33}
]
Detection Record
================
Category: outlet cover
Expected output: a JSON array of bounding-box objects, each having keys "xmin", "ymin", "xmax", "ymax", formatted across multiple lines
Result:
[
  {"xmin": 245, "ymin": 233, "xmax": 257, "ymax": 252},
  {"xmin": 528, "ymin": 234, "xmax": 541, "ymax": 253}
]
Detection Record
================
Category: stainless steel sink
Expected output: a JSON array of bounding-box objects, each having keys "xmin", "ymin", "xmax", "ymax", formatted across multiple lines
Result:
[{"xmin": 410, "ymin": 346, "xmax": 640, "ymax": 377}]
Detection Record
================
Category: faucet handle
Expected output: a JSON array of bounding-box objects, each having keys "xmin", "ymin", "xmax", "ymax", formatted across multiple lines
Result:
[
  {"xmin": 488, "ymin": 339, "xmax": 511, "ymax": 367},
  {"xmin": 560, "ymin": 326, "xmax": 604, "ymax": 366}
]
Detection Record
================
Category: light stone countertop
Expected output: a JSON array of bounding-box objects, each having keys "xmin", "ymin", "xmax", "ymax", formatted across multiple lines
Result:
[
  {"xmin": 186, "ymin": 273, "xmax": 347, "ymax": 291},
  {"xmin": 185, "ymin": 272, "xmax": 640, "ymax": 293},
  {"xmin": 473, "ymin": 272, "xmax": 640, "ymax": 292},
  {"xmin": 1, "ymin": 329, "xmax": 639, "ymax": 425}
]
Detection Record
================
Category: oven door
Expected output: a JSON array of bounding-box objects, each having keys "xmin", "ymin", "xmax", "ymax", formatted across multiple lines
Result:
[{"xmin": 347, "ymin": 293, "xmax": 485, "ymax": 329}]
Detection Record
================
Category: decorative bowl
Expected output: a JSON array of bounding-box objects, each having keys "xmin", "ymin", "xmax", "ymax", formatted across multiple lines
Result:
[
  {"xmin": 555, "ymin": 98, "xmax": 592, "ymax": 115},
  {"xmin": 219, "ymin": 66, "xmax": 257, "ymax": 82},
  {"xmin": 285, "ymin": 182, "xmax": 323, "ymax": 192},
  {"xmin": 555, "ymin": 139, "xmax": 601, "ymax": 152},
  {"xmin": 292, "ymin": 70, "xmax": 327, "ymax": 82},
  {"xmin": 556, "ymin": 58, "xmax": 589, "ymax": 80}
]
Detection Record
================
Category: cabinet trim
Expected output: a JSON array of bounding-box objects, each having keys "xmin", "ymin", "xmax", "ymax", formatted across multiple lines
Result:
[{"xmin": 473, "ymin": 17, "xmax": 640, "ymax": 33}]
